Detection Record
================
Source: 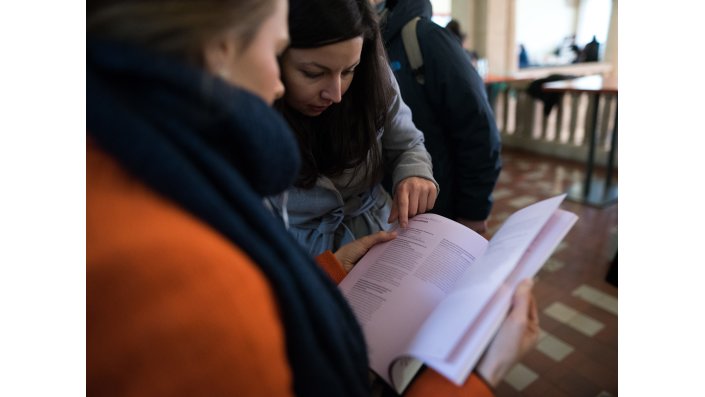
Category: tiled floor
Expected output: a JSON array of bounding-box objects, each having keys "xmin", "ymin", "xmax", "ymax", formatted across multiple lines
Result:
[{"xmin": 488, "ymin": 147, "xmax": 618, "ymax": 397}]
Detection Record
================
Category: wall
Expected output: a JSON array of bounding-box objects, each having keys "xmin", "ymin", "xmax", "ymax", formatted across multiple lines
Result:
[
  {"xmin": 515, "ymin": 0, "xmax": 579, "ymax": 65},
  {"xmin": 450, "ymin": 0, "xmax": 616, "ymax": 76},
  {"xmin": 604, "ymin": 0, "xmax": 618, "ymax": 77},
  {"xmin": 451, "ymin": 0, "xmax": 514, "ymax": 75},
  {"xmin": 450, "ymin": 0, "xmax": 473, "ymax": 49},
  {"xmin": 576, "ymin": 0, "xmax": 612, "ymax": 47},
  {"xmin": 487, "ymin": 0, "xmax": 514, "ymax": 74}
]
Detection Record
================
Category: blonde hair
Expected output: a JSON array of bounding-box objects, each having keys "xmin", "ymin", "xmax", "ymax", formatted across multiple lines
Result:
[{"xmin": 87, "ymin": 0, "xmax": 277, "ymax": 66}]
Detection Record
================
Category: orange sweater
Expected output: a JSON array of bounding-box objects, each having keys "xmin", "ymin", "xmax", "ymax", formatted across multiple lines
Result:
[{"xmin": 87, "ymin": 144, "xmax": 492, "ymax": 396}]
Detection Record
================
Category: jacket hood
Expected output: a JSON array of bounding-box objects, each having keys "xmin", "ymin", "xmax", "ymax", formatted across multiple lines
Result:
[{"xmin": 380, "ymin": 0, "xmax": 433, "ymax": 42}]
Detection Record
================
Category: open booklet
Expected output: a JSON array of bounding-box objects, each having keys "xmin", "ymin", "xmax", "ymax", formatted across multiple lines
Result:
[{"xmin": 338, "ymin": 194, "xmax": 578, "ymax": 394}]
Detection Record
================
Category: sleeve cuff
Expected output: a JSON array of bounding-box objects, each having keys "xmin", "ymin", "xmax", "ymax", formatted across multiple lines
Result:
[
  {"xmin": 405, "ymin": 368, "xmax": 495, "ymax": 397},
  {"xmin": 314, "ymin": 250, "xmax": 347, "ymax": 285}
]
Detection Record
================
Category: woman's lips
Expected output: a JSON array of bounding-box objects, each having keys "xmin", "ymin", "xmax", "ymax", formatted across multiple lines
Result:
[{"xmin": 308, "ymin": 105, "xmax": 329, "ymax": 113}]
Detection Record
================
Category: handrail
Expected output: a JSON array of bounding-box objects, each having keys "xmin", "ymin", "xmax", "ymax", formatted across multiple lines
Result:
[
  {"xmin": 486, "ymin": 67, "xmax": 617, "ymax": 169},
  {"xmin": 485, "ymin": 62, "xmax": 613, "ymax": 84}
]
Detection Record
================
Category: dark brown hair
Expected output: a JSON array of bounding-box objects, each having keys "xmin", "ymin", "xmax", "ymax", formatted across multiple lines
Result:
[{"xmin": 276, "ymin": 0, "xmax": 393, "ymax": 189}]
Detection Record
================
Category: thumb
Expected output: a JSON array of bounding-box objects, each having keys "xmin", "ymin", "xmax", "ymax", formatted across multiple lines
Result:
[
  {"xmin": 359, "ymin": 231, "xmax": 397, "ymax": 251},
  {"xmin": 510, "ymin": 279, "xmax": 534, "ymax": 319}
]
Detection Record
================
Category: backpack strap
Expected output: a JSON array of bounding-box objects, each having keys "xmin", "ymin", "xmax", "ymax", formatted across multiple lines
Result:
[{"xmin": 401, "ymin": 17, "xmax": 425, "ymax": 85}]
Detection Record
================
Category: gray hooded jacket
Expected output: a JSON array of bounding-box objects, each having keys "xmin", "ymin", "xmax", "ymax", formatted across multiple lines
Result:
[{"xmin": 270, "ymin": 70, "xmax": 438, "ymax": 257}]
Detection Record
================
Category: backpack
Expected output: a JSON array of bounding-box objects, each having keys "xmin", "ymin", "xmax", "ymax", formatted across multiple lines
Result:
[{"xmin": 401, "ymin": 17, "xmax": 425, "ymax": 85}]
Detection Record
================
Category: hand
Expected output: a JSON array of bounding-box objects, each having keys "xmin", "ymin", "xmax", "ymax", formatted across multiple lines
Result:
[
  {"xmin": 388, "ymin": 177, "xmax": 437, "ymax": 228},
  {"xmin": 457, "ymin": 218, "xmax": 488, "ymax": 235},
  {"xmin": 334, "ymin": 231, "xmax": 397, "ymax": 272},
  {"xmin": 476, "ymin": 279, "xmax": 540, "ymax": 388}
]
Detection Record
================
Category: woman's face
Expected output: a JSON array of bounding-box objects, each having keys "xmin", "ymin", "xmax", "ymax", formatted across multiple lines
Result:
[
  {"xmin": 206, "ymin": 0, "xmax": 290, "ymax": 105},
  {"xmin": 280, "ymin": 37, "xmax": 363, "ymax": 116}
]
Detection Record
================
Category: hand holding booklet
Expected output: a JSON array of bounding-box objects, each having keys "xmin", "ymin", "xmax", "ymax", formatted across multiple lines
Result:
[{"xmin": 338, "ymin": 194, "xmax": 578, "ymax": 394}]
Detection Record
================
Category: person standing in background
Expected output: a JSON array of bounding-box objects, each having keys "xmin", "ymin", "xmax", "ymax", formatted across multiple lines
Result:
[
  {"xmin": 445, "ymin": 19, "xmax": 479, "ymax": 69},
  {"xmin": 376, "ymin": 0, "xmax": 502, "ymax": 234},
  {"xmin": 579, "ymin": 35, "xmax": 600, "ymax": 62},
  {"xmin": 518, "ymin": 44, "xmax": 531, "ymax": 68},
  {"xmin": 554, "ymin": 34, "xmax": 581, "ymax": 64}
]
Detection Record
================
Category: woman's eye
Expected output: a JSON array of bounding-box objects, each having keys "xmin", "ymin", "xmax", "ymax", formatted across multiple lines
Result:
[
  {"xmin": 302, "ymin": 71, "xmax": 323, "ymax": 78},
  {"xmin": 343, "ymin": 69, "xmax": 355, "ymax": 77}
]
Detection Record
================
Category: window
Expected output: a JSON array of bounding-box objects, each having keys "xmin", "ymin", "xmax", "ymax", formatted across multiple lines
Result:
[
  {"xmin": 576, "ymin": 0, "xmax": 612, "ymax": 58},
  {"xmin": 430, "ymin": 0, "xmax": 452, "ymax": 27}
]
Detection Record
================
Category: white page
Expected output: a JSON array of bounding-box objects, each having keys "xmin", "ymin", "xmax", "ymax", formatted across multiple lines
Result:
[
  {"xmin": 401, "ymin": 194, "xmax": 567, "ymax": 362},
  {"xmin": 338, "ymin": 213, "xmax": 488, "ymax": 385},
  {"xmin": 418, "ymin": 209, "xmax": 578, "ymax": 385}
]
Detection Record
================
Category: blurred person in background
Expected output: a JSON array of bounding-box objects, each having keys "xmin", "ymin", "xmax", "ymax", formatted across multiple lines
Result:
[{"xmin": 445, "ymin": 18, "xmax": 479, "ymax": 69}]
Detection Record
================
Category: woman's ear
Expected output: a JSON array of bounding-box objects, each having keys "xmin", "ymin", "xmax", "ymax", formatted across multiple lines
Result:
[{"xmin": 203, "ymin": 33, "xmax": 238, "ymax": 80}]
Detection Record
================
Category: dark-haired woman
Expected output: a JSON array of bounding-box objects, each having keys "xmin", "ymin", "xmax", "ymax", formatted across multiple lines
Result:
[{"xmin": 271, "ymin": 0, "xmax": 439, "ymax": 257}]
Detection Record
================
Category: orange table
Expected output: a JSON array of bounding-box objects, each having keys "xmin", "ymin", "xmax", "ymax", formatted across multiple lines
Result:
[{"xmin": 543, "ymin": 75, "xmax": 618, "ymax": 207}]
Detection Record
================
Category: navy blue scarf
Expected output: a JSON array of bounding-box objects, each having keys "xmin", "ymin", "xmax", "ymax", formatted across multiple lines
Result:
[{"xmin": 87, "ymin": 40, "xmax": 370, "ymax": 397}]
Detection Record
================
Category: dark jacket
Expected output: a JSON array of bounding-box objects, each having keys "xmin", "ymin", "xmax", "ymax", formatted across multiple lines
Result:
[
  {"xmin": 579, "ymin": 37, "xmax": 600, "ymax": 62},
  {"xmin": 380, "ymin": 0, "xmax": 501, "ymax": 221}
]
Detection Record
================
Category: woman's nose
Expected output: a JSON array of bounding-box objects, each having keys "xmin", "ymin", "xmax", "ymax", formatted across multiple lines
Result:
[
  {"xmin": 273, "ymin": 78, "xmax": 285, "ymax": 103},
  {"xmin": 321, "ymin": 76, "xmax": 342, "ymax": 103}
]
